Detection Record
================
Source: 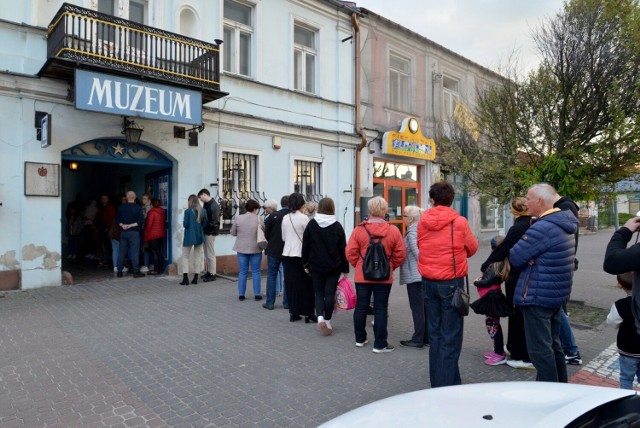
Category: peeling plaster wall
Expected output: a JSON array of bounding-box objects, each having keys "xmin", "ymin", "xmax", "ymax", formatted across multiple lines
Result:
[{"xmin": 0, "ymin": 251, "xmax": 19, "ymax": 270}]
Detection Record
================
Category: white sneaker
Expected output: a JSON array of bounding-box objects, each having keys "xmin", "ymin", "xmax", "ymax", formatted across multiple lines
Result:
[
  {"xmin": 355, "ymin": 339, "xmax": 369, "ymax": 347},
  {"xmin": 506, "ymin": 359, "xmax": 536, "ymax": 370},
  {"xmin": 113, "ymin": 267, "xmax": 118, "ymax": 272},
  {"xmin": 140, "ymin": 266, "xmax": 149, "ymax": 273},
  {"xmin": 319, "ymin": 320, "xmax": 332, "ymax": 336},
  {"xmin": 123, "ymin": 267, "xmax": 129, "ymax": 273},
  {"xmin": 372, "ymin": 346, "xmax": 395, "ymax": 354}
]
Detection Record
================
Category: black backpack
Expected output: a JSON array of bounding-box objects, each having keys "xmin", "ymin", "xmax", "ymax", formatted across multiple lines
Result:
[{"xmin": 361, "ymin": 224, "xmax": 390, "ymax": 281}]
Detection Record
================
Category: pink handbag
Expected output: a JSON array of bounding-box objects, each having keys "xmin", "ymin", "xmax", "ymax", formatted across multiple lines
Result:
[{"xmin": 335, "ymin": 276, "xmax": 356, "ymax": 310}]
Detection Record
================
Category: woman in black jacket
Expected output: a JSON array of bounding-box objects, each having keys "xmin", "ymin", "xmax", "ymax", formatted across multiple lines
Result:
[
  {"xmin": 302, "ymin": 197, "xmax": 349, "ymax": 335},
  {"xmin": 480, "ymin": 197, "xmax": 533, "ymax": 369}
]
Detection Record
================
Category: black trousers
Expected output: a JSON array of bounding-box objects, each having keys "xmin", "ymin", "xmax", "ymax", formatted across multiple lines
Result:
[
  {"xmin": 407, "ymin": 281, "xmax": 428, "ymax": 344},
  {"xmin": 148, "ymin": 238, "xmax": 163, "ymax": 273},
  {"xmin": 312, "ymin": 271, "xmax": 341, "ymax": 320}
]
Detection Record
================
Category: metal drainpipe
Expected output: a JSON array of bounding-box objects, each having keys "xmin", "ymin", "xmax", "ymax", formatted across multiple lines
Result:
[{"xmin": 351, "ymin": 12, "xmax": 368, "ymax": 226}]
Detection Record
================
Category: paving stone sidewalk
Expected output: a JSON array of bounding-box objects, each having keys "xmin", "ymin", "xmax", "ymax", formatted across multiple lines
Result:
[
  {"xmin": 0, "ymin": 231, "xmax": 629, "ymax": 427},
  {"xmin": 570, "ymin": 343, "xmax": 640, "ymax": 390}
]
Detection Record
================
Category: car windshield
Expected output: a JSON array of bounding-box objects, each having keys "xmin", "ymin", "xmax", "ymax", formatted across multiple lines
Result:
[{"xmin": 567, "ymin": 395, "xmax": 640, "ymax": 427}]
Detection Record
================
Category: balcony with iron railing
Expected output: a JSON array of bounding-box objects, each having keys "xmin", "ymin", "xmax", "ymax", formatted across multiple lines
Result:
[{"xmin": 39, "ymin": 3, "xmax": 227, "ymax": 103}]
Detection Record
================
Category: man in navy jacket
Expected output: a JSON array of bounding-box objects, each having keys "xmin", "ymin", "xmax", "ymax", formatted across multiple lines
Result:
[{"xmin": 509, "ymin": 183, "xmax": 578, "ymax": 382}]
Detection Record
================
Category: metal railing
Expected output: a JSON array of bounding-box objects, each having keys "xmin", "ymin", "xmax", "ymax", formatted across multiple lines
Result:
[{"xmin": 46, "ymin": 3, "xmax": 221, "ymax": 91}]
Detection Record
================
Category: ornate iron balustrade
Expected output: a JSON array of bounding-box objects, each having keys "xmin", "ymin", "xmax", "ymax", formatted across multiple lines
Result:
[{"xmin": 43, "ymin": 3, "xmax": 225, "ymax": 102}]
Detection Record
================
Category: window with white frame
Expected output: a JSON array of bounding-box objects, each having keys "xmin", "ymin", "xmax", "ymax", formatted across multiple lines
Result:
[
  {"xmin": 294, "ymin": 24, "xmax": 316, "ymax": 93},
  {"xmin": 442, "ymin": 75, "xmax": 460, "ymax": 138},
  {"xmin": 294, "ymin": 159, "xmax": 321, "ymax": 200},
  {"xmin": 97, "ymin": 0, "xmax": 117, "ymax": 43},
  {"xmin": 223, "ymin": 0, "xmax": 253, "ymax": 76},
  {"xmin": 389, "ymin": 52, "xmax": 410, "ymax": 111},
  {"xmin": 443, "ymin": 75, "xmax": 460, "ymax": 118},
  {"xmin": 98, "ymin": 0, "xmax": 115, "ymax": 15},
  {"xmin": 220, "ymin": 151, "xmax": 259, "ymax": 231},
  {"xmin": 480, "ymin": 196, "xmax": 505, "ymax": 231},
  {"xmin": 129, "ymin": 1, "xmax": 146, "ymax": 24}
]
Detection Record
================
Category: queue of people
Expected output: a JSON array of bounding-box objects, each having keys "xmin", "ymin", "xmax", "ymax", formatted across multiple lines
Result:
[{"xmin": 95, "ymin": 181, "xmax": 639, "ymax": 390}]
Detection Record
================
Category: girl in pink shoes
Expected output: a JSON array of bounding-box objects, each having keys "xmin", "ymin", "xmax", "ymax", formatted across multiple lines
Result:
[{"xmin": 471, "ymin": 236, "xmax": 512, "ymax": 365}]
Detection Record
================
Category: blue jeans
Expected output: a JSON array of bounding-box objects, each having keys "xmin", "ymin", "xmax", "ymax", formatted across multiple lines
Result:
[
  {"xmin": 522, "ymin": 305, "xmax": 567, "ymax": 382},
  {"xmin": 238, "ymin": 253, "xmax": 262, "ymax": 298},
  {"xmin": 423, "ymin": 277, "xmax": 464, "ymax": 388},
  {"xmin": 118, "ymin": 230, "xmax": 140, "ymax": 273},
  {"xmin": 619, "ymin": 354, "xmax": 640, "ymax": 390},
  {"xmin": 353, "ymin": 283, "xmax": 391, "ymax": 349},
  {"xmin": 559, "ymin": 307, "xmax": 578, "ymax": 354},
  {"xmin": 266, "ymin": 256, "xmax": 286, "ymax": 306},
  {"xmin": 277, "ymin": 263, "xmax": 284, "ymax": 290}
]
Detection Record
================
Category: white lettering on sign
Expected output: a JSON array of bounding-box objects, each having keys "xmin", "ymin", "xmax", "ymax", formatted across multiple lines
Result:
[{"xmin": 86, "ymin": 77, "xmax": 192, "ymax": 120}]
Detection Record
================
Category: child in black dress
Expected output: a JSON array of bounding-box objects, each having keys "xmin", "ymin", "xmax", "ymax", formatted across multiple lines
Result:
[{"xmin": 471, "ymin": 236, "xmax": 511, "ymax": 365}]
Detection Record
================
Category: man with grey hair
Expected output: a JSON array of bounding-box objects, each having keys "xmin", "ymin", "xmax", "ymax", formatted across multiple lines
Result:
[
  {"xmin": 115, "ymin": 190, "xmax": 146, "ymax": 278},
  {"xmin": 509, "ymin": 183, "xmax": 579, "ymax": 382}
]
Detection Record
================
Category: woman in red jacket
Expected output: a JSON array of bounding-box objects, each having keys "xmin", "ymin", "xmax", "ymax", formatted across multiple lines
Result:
[
  {"xmin": 346, "ymin": 196, "xmax": 406, "ymax": 353},
  {"xmin": 418, "ymin": 182, "xmax": 478, "ymax": 387},
  {"xmin": 143, "ymin": 198, "xmax": 166, "ymax": 275}
]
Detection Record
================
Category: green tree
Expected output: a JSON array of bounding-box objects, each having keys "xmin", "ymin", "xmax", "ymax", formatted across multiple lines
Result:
[{"xmin": 440, "ymin": 0, "xmax": 640, "ymax": 202}]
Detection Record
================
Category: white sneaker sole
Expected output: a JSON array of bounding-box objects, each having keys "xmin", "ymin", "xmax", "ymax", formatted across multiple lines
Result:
[
  {"xmin": 319, "ymin": 321, "xmax": 333, "ymax": 336},
  {"xmin": 355, "ymin": 339, "xmax": 369, "ymax": 347}
]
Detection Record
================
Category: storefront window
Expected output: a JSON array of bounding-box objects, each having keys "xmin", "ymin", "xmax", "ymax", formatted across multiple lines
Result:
[{"xmin": 373, "ymin": 161, "xmax": 417, "ymax": 182}]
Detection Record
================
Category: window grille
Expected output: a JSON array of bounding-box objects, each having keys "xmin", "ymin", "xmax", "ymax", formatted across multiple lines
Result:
[
  {"xmin": 294, "ymin": 159, "xmax": 321, "ymax": 201},
  {"xmin": 220, "ymin": 151, "xmax": 258, "ymax": 232}
]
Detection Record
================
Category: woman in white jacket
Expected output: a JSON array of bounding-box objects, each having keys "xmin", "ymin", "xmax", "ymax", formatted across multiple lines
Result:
[{"xmin": 281, "ymin": 193, "xmax": 315, "ymax": 323}]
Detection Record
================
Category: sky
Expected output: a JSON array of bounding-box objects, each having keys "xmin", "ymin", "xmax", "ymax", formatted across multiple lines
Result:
[{"xmin": 353, "ymin": 0, "xmax": 565, "ymax": 74}]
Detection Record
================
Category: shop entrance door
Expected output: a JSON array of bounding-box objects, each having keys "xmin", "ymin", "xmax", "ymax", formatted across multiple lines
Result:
[{"xmin": 372, "ymin": 161, "xmax": 421, "ymax": 235}]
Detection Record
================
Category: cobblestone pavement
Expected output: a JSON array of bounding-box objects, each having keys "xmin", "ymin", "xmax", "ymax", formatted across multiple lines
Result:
[{"xmin": 0, "ymin": 230, "xmax": 630, "ymax": 427}]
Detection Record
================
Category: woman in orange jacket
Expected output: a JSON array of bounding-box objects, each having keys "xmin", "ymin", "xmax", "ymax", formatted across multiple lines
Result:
[
  {"xmin": 418, "ymin": 182, "xmax": 478, "ymax": 388},
  {"xmin": 346, "ymin": 196, "xmax": 406, "ymax": 353}
]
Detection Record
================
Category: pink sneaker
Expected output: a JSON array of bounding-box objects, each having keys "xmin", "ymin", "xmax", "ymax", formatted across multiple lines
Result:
[
  {"xmin": 485, "ymin": 354, "xmax": 507, "ymax": 366},
  {"xmin": 484, "ymin": 351, "xmax": 499, "ymax": 359}
]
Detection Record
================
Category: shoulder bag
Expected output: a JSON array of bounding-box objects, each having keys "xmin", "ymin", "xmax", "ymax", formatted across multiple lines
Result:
[{"xmin": 450, "ymin": 220, "xmax": 470, "ymax": 316}]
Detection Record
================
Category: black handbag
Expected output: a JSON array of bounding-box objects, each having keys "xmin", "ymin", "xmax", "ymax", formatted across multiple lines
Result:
[{"xmin": 450, "ymin": 221, "xmax": 470, "ymax": 316}]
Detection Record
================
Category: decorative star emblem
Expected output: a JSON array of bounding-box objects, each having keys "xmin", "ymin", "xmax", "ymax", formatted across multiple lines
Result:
[{"xmin": 112, "ymin": 143, "xmax": 125, "ymax": 155}]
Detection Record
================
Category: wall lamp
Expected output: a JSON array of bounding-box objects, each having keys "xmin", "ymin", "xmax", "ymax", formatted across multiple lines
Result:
[{"xmin": 122, "ymin": 117, "xmax": 143, "ymax": 144}]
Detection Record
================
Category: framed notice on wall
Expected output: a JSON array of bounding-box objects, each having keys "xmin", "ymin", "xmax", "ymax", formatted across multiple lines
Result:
[{"xmin": 24, "ymin": 162, "xmax": 60, "ymax": 197}]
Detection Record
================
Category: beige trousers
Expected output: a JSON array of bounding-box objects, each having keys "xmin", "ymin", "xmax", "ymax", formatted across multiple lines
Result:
[
  {"xmin": 181, "ymin": 244, "xmax": 204, "ymax": 275},
  {"xmin": 204, "ymin": 235, "xmax": 217, "ymax": 274}
]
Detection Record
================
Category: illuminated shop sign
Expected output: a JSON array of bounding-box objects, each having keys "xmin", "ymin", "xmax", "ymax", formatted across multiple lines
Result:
[
  {"xmin": 382, "ymin": 117, "xmax": 436, "ymax": 160},
  {"xmin": 75, "ymin": 69, "xmax": 202, "ymax": 125}
]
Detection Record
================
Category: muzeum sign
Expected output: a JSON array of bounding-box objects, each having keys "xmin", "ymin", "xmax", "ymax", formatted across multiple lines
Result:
[{"xmin": 75, "ymin": 69, "xmax": 202, "ymax": 125}]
